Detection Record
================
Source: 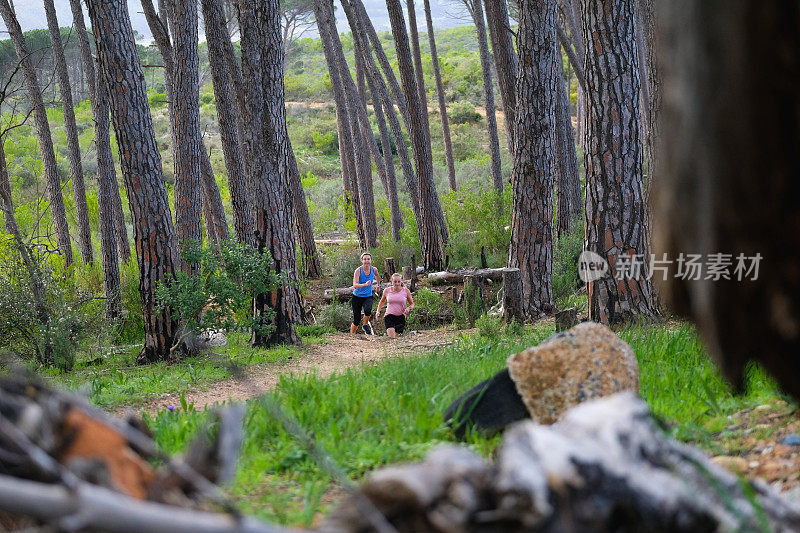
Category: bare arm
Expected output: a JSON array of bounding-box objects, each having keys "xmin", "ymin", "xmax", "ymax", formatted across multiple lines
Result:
[
  {"xmin": 376, "ymin": 289, "xmax": 388, "ymax": 317},
  {"xmin": 353, "ymin": 268, "xmax": 368, "ymax": 288},
  {"xmin": 405, "ymin": 288, "xmax": 415, "ymax": 315}
]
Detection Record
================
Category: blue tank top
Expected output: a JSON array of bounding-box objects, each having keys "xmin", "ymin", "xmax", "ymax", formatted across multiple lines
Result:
[{"xmin": 353, "ymin": 266, "xmax": 375, "ymax": 297}]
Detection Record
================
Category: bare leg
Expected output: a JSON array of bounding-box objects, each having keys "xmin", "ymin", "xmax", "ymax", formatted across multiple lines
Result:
[
  {"xmin": 350, "ymin": 323, "xmax": 359, "ymax": 334},
  {"xmin": 387, "ymin": 327, "xmax": 397, "ymax": 338}
]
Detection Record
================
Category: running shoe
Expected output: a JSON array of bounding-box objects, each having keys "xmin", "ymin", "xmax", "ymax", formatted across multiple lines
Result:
[{"xmin": 362, "ymin": 322, "xmax": 374, "ymax": 336}]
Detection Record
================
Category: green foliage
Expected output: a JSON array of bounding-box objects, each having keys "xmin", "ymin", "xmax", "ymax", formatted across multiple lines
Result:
[
  {"xmin": 449, "ymin": 101, "xmax": 482, "ymax": 125},
  {"xmin": 475, "ymin": 313, "xmax": 502, "ymax": 339},
  {"xmin": 406, "ymin": 288, "xmax": 443, "ymax": 330},
  {"xmin": 442, "ymin": 188, "xmax": 512, "ymax": 269},
  {"xmin": 147, "ymin": 90, "xmax": 167, "ymax": 109},
  {"xmin": 311, "ymin": 130, "xmax": 338, "ymax": 155},
  {"xmin": 552, "ymin": 217, "xmax": 584, "ymax": 309},
  {"xmin": 318, "ymin": 302, "xmax": 352, "ymax": 332},
  {"xmin": 453, "ymin": 281, "xmax": 482, "ymax": 329},
  {"xmin": 156, "ymin": 240, "xmax": 283, "ymax": 349}
]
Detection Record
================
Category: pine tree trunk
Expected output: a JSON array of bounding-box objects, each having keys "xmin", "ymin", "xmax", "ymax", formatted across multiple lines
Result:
[
  {"xmin": 654, "ymin": 0, "xmax": 800, "ymax": 401},
  {"xmin": 201, "ymin": 0, "xmax": 252, "ymax": 245},
  {"xmin": 86, "ymin": 0, "xmax": 178, "ymax": 362},
  {"xmin": 386, "ymin": 0, "xmax": 445, "ymax": 270},
  {"xmin": 423, "ymin": 0, "xmax": 457, "ymax": 190},
  {"xmin": 507, "ymin": 0, "xmax": 558, "ymax": 319},
  {"xmin": 170, "ymin": 0, "xmax": 203, "ymax": 272},
  {"xmin": 69, "ymin": 0, "xmax": 121, "ymax": 319},
  {"xmin": 44, "ymin": 0, "xmax": 93, "ymax": 265},
  {"xmin": 110, "ymin": 177, "xmax": 131, "ymax": 262},
  {"xmin": 484, "ymin": 0, "xmax": 519, "ymax": 156},
  {"xmin": 199, "ymin": 150, "xmax": 229, "ymax": 244},
  {"xmin": 471, "ymin": 0, "xmax": 504, "ymax": 197},
  {"xmin": 314, "ymin": 0, "xmax": 373, "ymax": 248},
  {"xmin": 288, "ymin": 148, "xmax": 322, "ymax": 278},
  {"xmin": 240, "ymin": 0, "xmax": 303, "ymax": 346},
  {"xmin": 581, "ymin": 0, "xmax": 656, "ymax": 324},
  {"xmin": 342, "ymin": 0, "xmax": 405, "ymax": 247},
  {"xmin": 0, "ymin": 0, "xmax": 73, "ymax": 266},
  {"xmin": 351, "ymin": 0, "xmax": 421, "ymax": 223},
  {"xmin": 406, "ymin": 0, "xmax": 449, "ymax": 243},
  {"xmin": 554, "ymin": 45, "xmax": 581, "ymax": 236},
  {"xmin": 639, "ymin": 0, "xmax": 659, "ymax": 178}
]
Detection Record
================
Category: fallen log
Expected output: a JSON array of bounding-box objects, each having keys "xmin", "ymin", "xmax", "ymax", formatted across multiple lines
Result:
[
  {"xmin": 323, "ymin": 393, "xmax": 800, "ymax": 532},
  {"xmin": 324, "ymin": 284, "xmax": 390, "ymax": 303},
  {"xmin": 425, "ymin": 267, "xmax": 507, "ymax": 285}
]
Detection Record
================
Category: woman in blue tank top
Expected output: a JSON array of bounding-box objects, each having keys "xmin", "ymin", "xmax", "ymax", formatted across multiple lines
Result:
[{"xmin": 351, "ymin": 252, "xmax": 379, "ymax": 335}]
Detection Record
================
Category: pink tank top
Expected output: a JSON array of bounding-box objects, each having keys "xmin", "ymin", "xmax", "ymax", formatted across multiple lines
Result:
[{"xmin": 385, "ymin": 286, "xmax": 409, "ymax": 316}]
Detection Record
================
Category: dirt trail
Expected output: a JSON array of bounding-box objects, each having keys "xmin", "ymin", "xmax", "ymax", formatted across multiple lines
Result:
[{"xmin": 123, "ymin": 328, "xmax": 466, "ymax": 416}]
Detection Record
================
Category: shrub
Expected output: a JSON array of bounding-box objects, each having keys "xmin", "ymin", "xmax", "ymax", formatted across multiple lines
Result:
[
  {"xmin": 407, "ymin": 288, "xmax": 443, "ymax": 330},
  {"xmin": 312, "ymin": 130, "xmax": 338, "ymax": 155},
  {"xmin": 318, "ymin": 302, "xmax": 352, "ymax": 332},
  {"xmin": 504, "ymin": 318, "xmax": 524, "ymax": 336},
  {"xmin": 552, "ymin": 216, "xmax": 584, "ymax": 309},
  {"xmin": 476, "ymin": 313, "xmax": 501, "ymax": 339},
  {"xmin": 155, "ymin": 239, "xmax": 283, "ymax": 353},
  {"xmin": 453, "ymin": 281, "xmax": 482, "ymax": 329},
  {"xmin": 449, "ymin": 101, "xmax": 482, "ymax": 124}
]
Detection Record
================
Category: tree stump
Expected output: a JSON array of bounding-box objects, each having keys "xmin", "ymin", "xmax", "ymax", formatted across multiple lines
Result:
[
  {"xmin": 401, "ymin": 266, "xmax": 413, "ymax": 283},
  {"xmin": 502, "ymin": 267, "xmax": 523, "ymax": 323},
  {"xmin": 383, "ymin": 257, "xmax": 396, "ymax": 281},
  {"xmin": 480, "ymin": 246, "xmax": 488, "ymax": 269},
  {"xmin": 410, "ymin": 255, "xmax": 417, "ymax": 292}
]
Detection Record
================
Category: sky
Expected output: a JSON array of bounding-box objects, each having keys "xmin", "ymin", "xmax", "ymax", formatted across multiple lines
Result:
[{"xmin": 3, "ymin": 0, "xmax": 471, "ymax": 42}]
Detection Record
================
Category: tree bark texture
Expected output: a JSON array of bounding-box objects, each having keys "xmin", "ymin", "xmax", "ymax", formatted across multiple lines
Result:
[
  {"xmin": 554, "ymin": 45, "xmax": 581, "ymax": 236},
  {"xmin": 581, "ymin": 0, "xmax": 657, "ymax": 324},
  {"xmin": 313, "ymin": 0, "xmax": 367, "ymax": 248},
  {"xmin": 170, "ymin": 0, "xmax": 203, "ymax": 273},
  {"xmin": 507, "ymin": 0, "xmax": 558, "ymax": 319},
  {"xmin": 202, "ymin": 0, "xmax": 252, "ymax": 245},
  {"xmin": 639, "ymin": 0, "xmax": 659, "ymax": 178},
  {"xmin": 239, "ymin": 0, "xmax": 302, "ymax": 346},
  {"xmin": 44, "ymin": 0, "xmax": 93, "ymax": 265},
  {"xmin": 288, "ymin": 148, "xmax": 322, "ymax": 278},
  {"xmin": 405, "ymin": 0, "xmax": 430, "ymax": 137},
  {"xmin": 484, "ymin": 0, "xmax": 518, "ymax": 157},
  {"xmin": 110, "ymin": 173, "xmax": 131, "ymax": 262},
  {"xmin": 343, "ymin": 0, "xmax": 403, "ymax": 242},
  {"xmin": 351, "ymin": 0, "xmax": 422, "ymax": 223},
  {"xmin": 86, "ymin": 0, "xmax": 177, "ymax": 363},
  {"xmin": 321, "ymin": 0, "xmax": 378, "ymax": 248},
  {"xmin": 69, "ymin": 0, "xmax": 122, "ymax": 320},
  {"xmin": 423, "ymin": 0, "xmax": 457, "ymax": 191},
  {"xmin": 386, "ymin": 0, "xmax": 445, "ymax": 270},
  {"xmin": 470, "ymin": 0, "xmax": 504, "ymax": 196},
  {"xmin": 653, "ymin": 1, "xmax": 800, "ymax": 400},
  {"xmin": 0, "ymin": 0, "xmax": 73, "ymax": 266}
]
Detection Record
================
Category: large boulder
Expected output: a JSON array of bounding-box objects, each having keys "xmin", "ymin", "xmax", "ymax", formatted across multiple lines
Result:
[{"xmin": 507, "ymin": 321, "xmax": 639, "ymax": 424}]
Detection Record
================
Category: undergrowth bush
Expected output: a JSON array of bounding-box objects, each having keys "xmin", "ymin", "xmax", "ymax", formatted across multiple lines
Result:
[
  {"xmin": 155, "ymin": 240, "xmax": 283, "ymax": 352},
  {"xmin": 318, "ymin": 302, "xmax": 352, "ymax": 332},
  {"xmin": 407, "ymin": 288, "xmax": 444, "ymax": 330},
  {"xmin": 475, "ymin": 313, "xmax": 502, "ymax": 339},
  {"xmin": 552, "ymin": 217, "xmax": 584, "ymax": 309},
  {"xmin": 442, "ymin": 188, "xmax": 511, "ymax": 268}
]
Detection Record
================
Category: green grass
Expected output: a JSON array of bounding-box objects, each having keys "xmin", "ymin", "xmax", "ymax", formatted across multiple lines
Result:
[
  {"xmin": 41, "ymin": 329, "xmax": 329, "ymax": 408},
  {"xmin": 141, "ymin": 320, "xmax": 785, "ymax": 527}
]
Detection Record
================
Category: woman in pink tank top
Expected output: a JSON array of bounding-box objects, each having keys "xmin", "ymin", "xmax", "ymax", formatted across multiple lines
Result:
[{"xmin": 376, "ymin": 273, "xmax": 415, "ymax": 338}]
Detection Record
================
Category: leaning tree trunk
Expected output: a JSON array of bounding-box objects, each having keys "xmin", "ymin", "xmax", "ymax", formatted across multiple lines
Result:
[
  {"xmin": 239, "ymin": 0, "xmax": 302, "ymax": 346},
  {"xmin": 170, "ymin": 0, "xmax": 203, "ymax": 273},
  {"xmin": 86, "ymin": 0, "xmax": 177, "ymax": 363},
  {"xmin": 313, "ymin": 0, "xmax": 370, "ymax": 248},
  {"xmin": 287, "ymin": 149, "xmax": 322, "ymax": 278},
  {"xmin": 581, "ymin": 0, "xmax": 657, "ymax": 324},
  {"xmin": 341, "ymin": 0, "xmax": 403, "ymax": 243},
  {"xmin": 507, "ymin": 0, "xmax": 558, "ymax": 319},
  {"xmin": 405, "ymin": 0, "xmax": 448, "ymax": 243},
  {"xmin": 471, "ymin": 0, "xmax": 504, "ymax": 198},
  {"xmin": 423, "ymin": 0, "xmax": 456, "ymax": 191},
  {"xmin": 325, "ymin": 0, "xmax": 378, "ymax": 248},
  {"xmin": 44, "ymin": 0, "xmax": 93, "ymax": 265},
  {"xmin": 386, "ymin": 0, "xmax": 445, "ymax": 270},
  {"xmin": 0, "ymin": 0, "xmax": 73, "ymax": 266},
  {"xmin": 68, "ymin": 0, "xmax": 121, "ymax": 320},
  {"xmin": 202, "ymin": 0, "xmax": 251, "ymax": 245},
  {"xmin": 554, "ymin": 45, "xmax": 581, "ymax": 236},
  {"xmin": 653, "ymin": 1, "xmax": 800, "ymax": 401},
  {"xmin": 351, "ymin": 0, "xmax": 422, "ymax": 224},
  {"xmin": 484, "ymin": 0, "xmax": 519, "ymax": 156}
]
